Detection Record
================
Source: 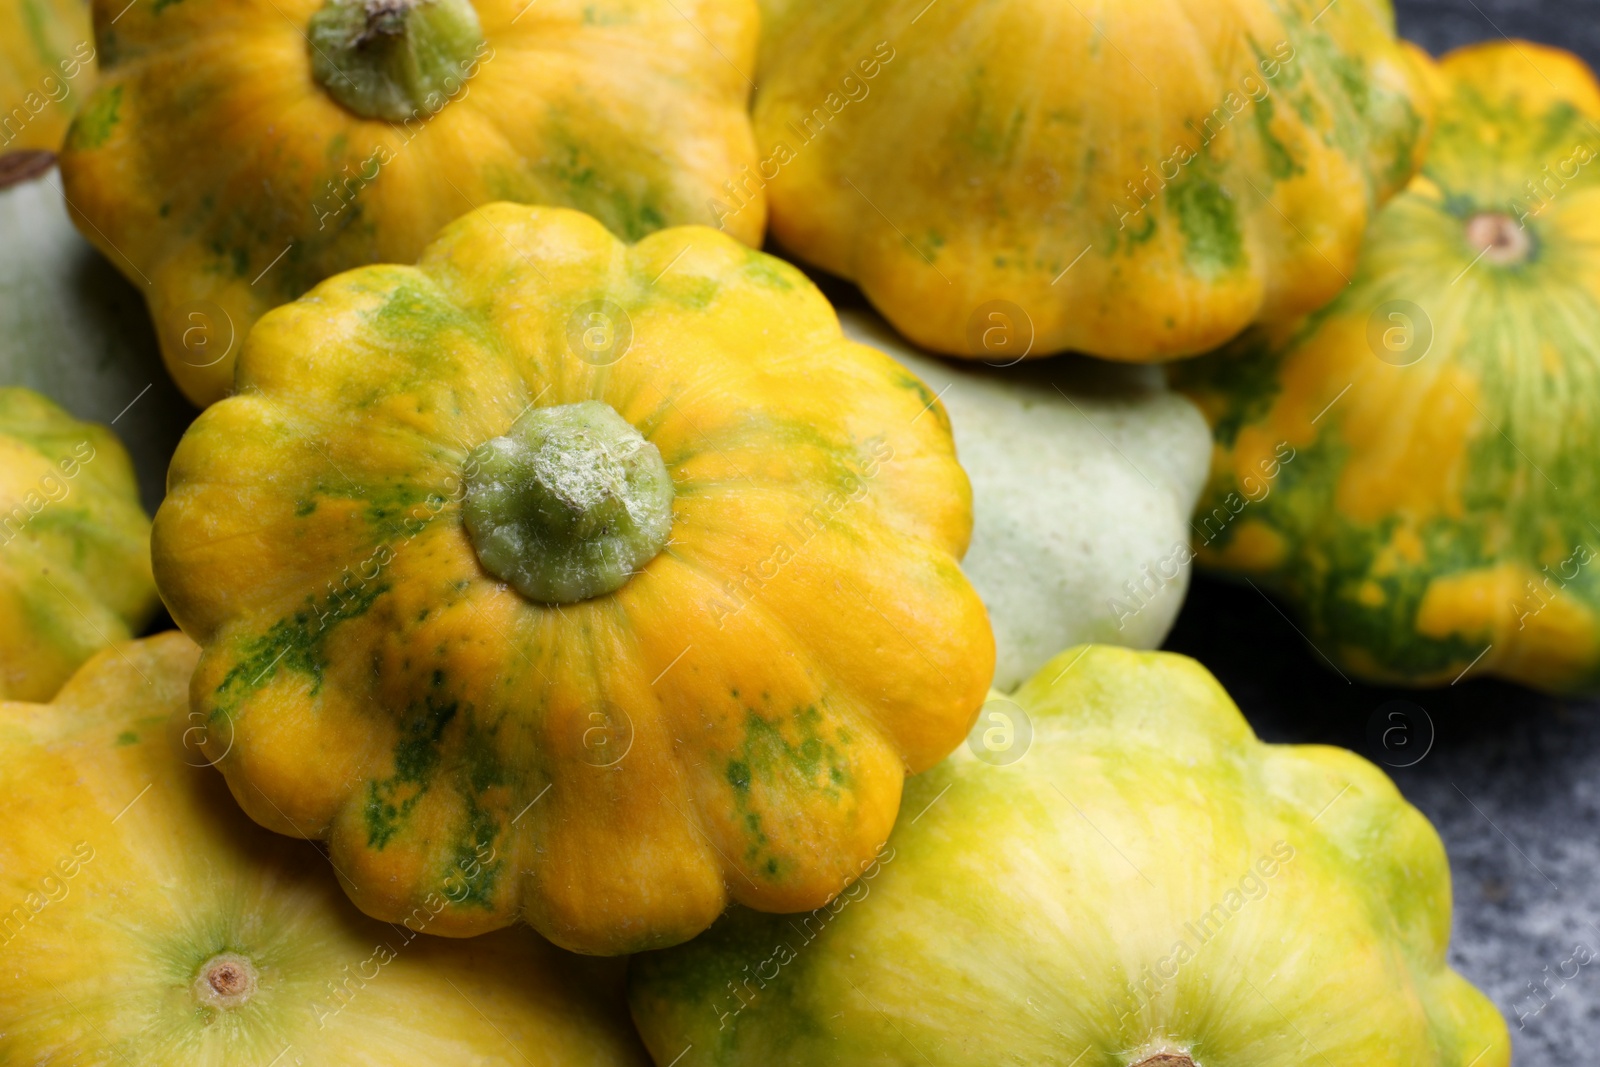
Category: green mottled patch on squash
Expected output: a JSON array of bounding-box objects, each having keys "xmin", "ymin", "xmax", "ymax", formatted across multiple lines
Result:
[
  {"xmin": 365, "ymin": 695, "xmax": 458, "ymax": 849},
  {"xmin": 211, "ymin": 580, "xmax": 388, "ymax": 720},
  {"xmin": 1169, "ymin": 176, "xmax": 1243, "ymax": 277},
  {"xmin": 66, "ymin": 86, "xmax": 121, "ymax": 151}
]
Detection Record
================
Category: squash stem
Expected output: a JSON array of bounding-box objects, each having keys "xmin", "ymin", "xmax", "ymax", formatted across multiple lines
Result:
[
  {"xmin": 307, "ymin": 0, "xmax": 485, "ymax": 123},
  {"xmin": 0, "ymin": 150, "xmax": 55, "ymax": 191},
  {"xmin": 1465, "ymin": 212, "xmax": 1532, "ymax": 266},
  {"xmin": 462, "ymin": 401, "xmax": 676, "ymax": 604},
  {"xmin": 192, "ymin": 952, "xmax": 259, "ymax": 1011}
]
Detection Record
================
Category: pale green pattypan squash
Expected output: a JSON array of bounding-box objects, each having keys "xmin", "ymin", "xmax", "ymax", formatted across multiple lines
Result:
[
  {"xmin": 840, "ymin": 306, "xmax": 1210, "ymax": 689},
  {"xmin": 631, "ymin": 644, "xmax": 1509, "ymax": 1067}
]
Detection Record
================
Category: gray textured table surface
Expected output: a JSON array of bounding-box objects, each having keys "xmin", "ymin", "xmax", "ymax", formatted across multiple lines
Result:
[{"xmin": 1167, "ymin": 13, "xmax": 1600, "ymax": 1064}]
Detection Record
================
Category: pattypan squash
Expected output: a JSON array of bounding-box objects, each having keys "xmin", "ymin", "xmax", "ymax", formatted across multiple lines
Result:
[
  {"xmin": 152, "ymin": 203, "xmax": 995, "ymax": 956},
  {"xmin": 0, "ymin": 632, "xmax": 649, "ymax": 1066},
  {"xmin": 0, "ymin": 150, "xmax": 192, "ymax": 508},
  {"xmin": 59, "ymin": 0, "xmax": 763, "ymax": 407},
  {"xmin": 838, "ymin": 302, "xmax": 1210, "ymax": 690},
  {"xmin": 1174, "ymin": 41, "xmax": 1600, "ymax": 691},
  {"xmin": 0, "ymin": 386, "xmax": 158, "ymax": 702},
  {"xmin": 630, "ymin": 644, "xmax": 1509, "ymax": 1067},
  {"xmin": 0, "ymin": 0, "xmax": 94, "ymax": 152},
  {"xmin": 750, "ymin": 0, "xmax": 1433, "ymax": 364}
]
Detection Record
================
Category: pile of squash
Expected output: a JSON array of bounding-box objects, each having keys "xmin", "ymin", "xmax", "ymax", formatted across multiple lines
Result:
[{"xmin": 5, "ymin": 0, "xmax": 1594, "ymax": 1060}]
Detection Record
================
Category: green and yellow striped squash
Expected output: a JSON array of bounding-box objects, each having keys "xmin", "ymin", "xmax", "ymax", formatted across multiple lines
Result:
[
  {"xmin": 630, "ymin": 644, "xmax": 1508, "ymax": 1067},
  {"xmin": 0, "ymin": 0, "xmax": 94, "ymax": 152},
  {"xmin": 151, "ymin": 203, "xmax": 994, "ymax": 957},
  {"xmin": 1174, "ymin": 41, "xmax": 1600, "ymax": 690},
  {"xmin": 0, "ymin": 632, "xmax": 649, "ymax": 1065},
  {"xmin": 60, "ymin": 0, "xmax": 762, "ymax": 407},
  {"xmin": 0, "ymin": 386, "xmax": 158, "ymax": 701},
  {"xmin": 749, "ymin": 0, "xmax": 1433, "ymax": 365}
]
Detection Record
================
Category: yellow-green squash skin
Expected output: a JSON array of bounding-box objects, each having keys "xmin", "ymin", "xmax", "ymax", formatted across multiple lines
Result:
[
  {"xmin": 0, "ymin": 633, "xmax": 649, "ymax": 1066},
  {"xmin": 749, "ymin": 0, "xmax": 1433, "ymax": 364},
  {"xmin": 0, "ymin": 0, "xmax": 95, "ymax": 152},
  {"xmin": 0, "ymin": 386, "xmax": 158, "ymax": 701},
  {"xmin": 151, "ymin": 203, "xmax": 994, "ymax": 957},
  {"xmin": 59, "ymin": 0, "xmax": 763, "ymax": 406},
  {"xmin": 1174, "ymin": 42, "xmax": 1600, "ymax": 691},
  {"xmin": 629, "ymin": 644, "xmax": 1508, "ymax": 1067}
]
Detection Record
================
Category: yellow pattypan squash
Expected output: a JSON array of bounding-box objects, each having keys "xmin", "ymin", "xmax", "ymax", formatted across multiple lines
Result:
[
  {"xmin": 1174, "ymin": 41, "xmax": 1600, "ymax": 691},
  {"xmin": 0, "ymin": 386, "xmax": 158, "ymax": 701},
  {"xmin": 0, "ymin": 632, "xmax": 650, "ymax": 1065},
  {"xmin": 0, "ymin": 0, "xmax": 94, "ymax": 152},
  {"xmin": 59, "ymin": 0, "xmax": 763, "ymax": 407},
  {"xmin": 152, "ymin": 203, "xmax": 994, "ymax": 956},
  {"xmin": 749, "ymin": 0, "xmax": 1434, "ymax": 364},
  {"xmin": 630, "ymin": 644, "xmax": 1509, "ymax": 1067}
]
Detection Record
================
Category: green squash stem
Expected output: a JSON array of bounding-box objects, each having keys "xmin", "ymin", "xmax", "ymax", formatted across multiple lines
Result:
[
  {"xmin": 307, "ymin": 0, "xmax": 485, "ymax": 123},
  {"xmin": 462, "ymin": 401, "xmax": 675, "ymax": 604}
]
